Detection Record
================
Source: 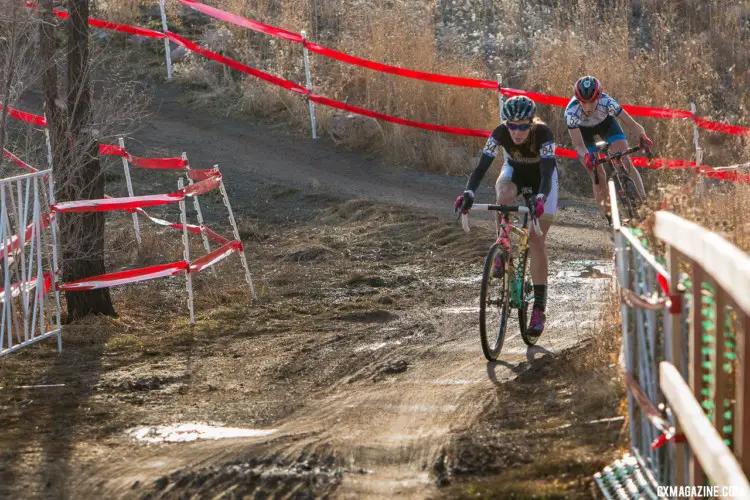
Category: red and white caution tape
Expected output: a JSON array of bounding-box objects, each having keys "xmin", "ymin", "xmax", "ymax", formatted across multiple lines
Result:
[
  {"xmin": 0, "ymin": 103, "xmax": 47, "ymax": 127},
  {"xmin": 189, "ymin": 241, "xmax": 242, "ymax": 273},
  {"xmin": 308, "ymin": 95, "xmax": 491, "ymax": 138},
  {"xmin": 58, "ymin": 240, "xmax": 243, "ymax": 291},
  {"xmin": 58, "ymin": 261, "xmax": 189, "ymax": 291},
  {"xmin": 54, "ymin": 193, "xmax": 184, "ymax": 213},
  {"xmin": 127, "ymin": 205, "xmax": 232, "ymax": 245},
  {"xmin": 0, "ymin": 213, "xmax": 54, "ymax": 264},
  {"xmin": 0, "ymin": 273, "xmax": 52, "ymax": 303},
  {"xmin": 201, "ymin": 226, "xmax": 231, "ymax": 246},
  {"xmin": 98, "ymin": 144, "xmax": 188, "ymax": 170},
  {"xmin": 175, "ymin": 0, "xmax": 302, "ymax": 43},
  {"xmin": 165, "ymin": 31, "xmax": 309, "ymax": 95},
  {"xmin": 53, "ymin": 172, "xmax": 223, "ymax": 213},
  {"xmin": 3, "ymin": 148, "xmax": 39, "ymax": 173},
  {"xmin": 51, "ymin": 8, "xmax": 165, "ymax": 39},
  {"xmin": 181, "ymin": 172, "xmax": 223, "ymax": 197},
  {"xmin": 25, "ymin": 3, "xmax": 165, "ymax": 39},
  {"xmin": 187, "ymin": 168, "xmax": 220, "ymax": 182}
]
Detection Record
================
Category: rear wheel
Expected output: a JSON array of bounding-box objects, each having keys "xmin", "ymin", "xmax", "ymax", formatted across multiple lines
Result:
[{"xmin": 479, "ymin": 242, "xmax": 510, "ymax": 361}]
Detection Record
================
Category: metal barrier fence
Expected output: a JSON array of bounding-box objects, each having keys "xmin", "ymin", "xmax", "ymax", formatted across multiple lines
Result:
[
  {"xmin": 595, "ymin": 180, "xmax": 750, "ymax": 498},
  {"xmin": 0, "ymin": 169, "xmax": 61, "ymax": 357}
]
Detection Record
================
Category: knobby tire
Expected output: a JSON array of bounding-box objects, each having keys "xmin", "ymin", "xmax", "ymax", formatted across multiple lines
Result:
[{"xmin": 479, "ymin": 242, "xmax": 510, "ymax": 361}]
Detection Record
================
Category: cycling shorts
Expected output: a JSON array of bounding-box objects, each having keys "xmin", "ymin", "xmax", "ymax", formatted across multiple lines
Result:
[
  {"xmin": 579, "ymin": 115, "xmax": 626, "ymax": 153},
  {"xmin": 496, "ymin": 164, "xmax": 558, "ymax": 220}
]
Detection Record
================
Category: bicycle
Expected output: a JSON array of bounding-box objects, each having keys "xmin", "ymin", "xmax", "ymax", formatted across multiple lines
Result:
[
  {"xmin": 460, "ymin": 188, "xmax": 543, "ymax": 361},
  {"xmin": 592, "ymin": 140, "xmax": 654, "ymax": 226}
]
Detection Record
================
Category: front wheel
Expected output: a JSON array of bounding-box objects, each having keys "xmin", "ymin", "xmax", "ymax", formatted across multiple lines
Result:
[
  {"xmin": 517, "ymin": 247, "xmax": 537, "ymax": 346},
  {"xmin": 479, "ymin": 242, "xmax": 510, "ymax": 361},
  {"xmin": 615, "ymin": 174, "xmax": 640, "ymax": 224}
]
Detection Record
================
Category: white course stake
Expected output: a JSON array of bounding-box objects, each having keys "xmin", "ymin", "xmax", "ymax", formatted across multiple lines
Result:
[
  {"xmin": 497, "ymin": 73, "xmax": 504, "ymax": 121},
  {"xmin": 182, "ymin": 152, "xmax": 213, "ymax": 274},
  {"xmin": 44, "ymin": 128, "xmax": 53, "ymax": 170},
  {"xmin": 118, "ymin": 138, "xmax": 142, "ymax": 246},
  {"xmin": 159, "ymin": 0, "xmax": 173, "ymax": 82},
  {"xmin": 301, "ymin": 30, "xmax": 318, "ymax": 140},
  {"xmin": 178, "ymin": 178, "xmax": 195, "ymax": 325},
  {"xmin": 216, "ymin": 166, "xmax": 257, "ymax": 300},
  {"xmin": 33, "ymin": 177, "xmax": 45, "ymax": 341},
  {"xmin": 1, "ymin": 186, "xmax": 12, "ymax": 348},
  {"xmin": 47, "ymin": 174, "xmax": 62, "ymax": 351},
  {"xmin": 690, "ymin": 102, "xmax": 705, "ymax": 198}
]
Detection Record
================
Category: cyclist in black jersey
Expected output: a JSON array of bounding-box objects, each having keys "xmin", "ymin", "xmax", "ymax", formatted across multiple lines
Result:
[{"xmin": 454, "ymin": 95, "xmax": 559, "ymax": 340}]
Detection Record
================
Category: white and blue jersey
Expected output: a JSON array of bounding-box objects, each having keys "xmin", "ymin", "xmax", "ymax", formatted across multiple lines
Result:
[
  {"xmin": 564, "ymin": 93, "xmax": 623, "ymax": 129},
  {"xmin": 565, "ymin": 93, "xmax": 627, "ymax": 152}
]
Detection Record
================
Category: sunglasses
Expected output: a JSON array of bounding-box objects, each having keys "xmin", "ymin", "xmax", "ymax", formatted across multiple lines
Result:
[{"xmin": 507, "ymin": 122, "xmax": 532, "ymax": 131}]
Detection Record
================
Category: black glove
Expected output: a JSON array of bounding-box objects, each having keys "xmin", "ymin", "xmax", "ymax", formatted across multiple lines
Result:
[{"xmin": 454, "ymin": 190, "xmax": 474, "ymax": 213}]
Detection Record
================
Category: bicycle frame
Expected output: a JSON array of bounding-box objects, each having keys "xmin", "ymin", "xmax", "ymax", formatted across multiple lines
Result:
[
  {"xmin": 461, "ymin": 195, "xmax": 542, "ymax": 308},
  {"xmin": 593, "ymin": 142, "xmax": 641, "ymax": 186},
  {"xmin": 593, "ymin": 140, "xmax": 653, "ymax": 186}
]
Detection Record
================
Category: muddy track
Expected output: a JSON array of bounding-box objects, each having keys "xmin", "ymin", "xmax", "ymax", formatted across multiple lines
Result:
[{"xmin": 14, "ymin": 85, "xmax": 614, "ymax": 498}]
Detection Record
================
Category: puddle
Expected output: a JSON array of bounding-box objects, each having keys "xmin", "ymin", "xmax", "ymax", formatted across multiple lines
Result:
[
  {"xmin": 554, "ymin": 260, "xmax": 613, "ymax": 281},
  {"xmin": 579, "ymin": 264, "xmax": 611, "ymax": 279},
  {"xmin": 127, "ymin": 423, "xmax": 278, "ymax": 444},
  {"xmin": 429, "ymin": 379, "xmax": 474, "ymax": 386},
  {"xmin": 439, "ymin": 260, "xmax": 612, "ymax": 287},
  {"xmin": 384, "ymin": 429, "xmax": 450, "ymax": 442},
  {"xmin": 441, "ymin": 276, "xmax": 483, "ymax": 285},
  {"xmin": 343, "ymin": 403, "xmax": 458, "ymax": 413},
  {"xmin": 383, "ymin": 404, "xmax": 458, "ymax": 413},
  {"xmin": 354, "ymin": 340, "xmax": 402, "ymax": 352},
  {"xmin": 443, "ymin": 306, "xmax": 477, "ymax": 315}
]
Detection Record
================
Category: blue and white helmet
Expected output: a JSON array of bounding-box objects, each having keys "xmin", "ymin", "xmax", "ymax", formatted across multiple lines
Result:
[{"xmin": 501, "ymin": 96, "xmax": 537, "ymax": 122}]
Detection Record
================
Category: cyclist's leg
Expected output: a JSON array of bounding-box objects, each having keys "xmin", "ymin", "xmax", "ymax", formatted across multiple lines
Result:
[
  {"xmin": 491, "ymin": 166, "xmax": 518, "ymax": 276},
  {"xmin": 579, "ymin": 125, "xmax": 611, "ymax": 219},
  {"xmin": 526, "ymin": 169, "xmax": 558, "ymax": 335},
  {"xmin": 606, "ymin": 118, "xmax": 647, "ymax": 201},
  {"xmin": 528, "ymin": 172, "xmax": 557, "ymax": 285},
  {"xmin": 494, "ymin": 162, "xmax": 518, "ymax": 239}
]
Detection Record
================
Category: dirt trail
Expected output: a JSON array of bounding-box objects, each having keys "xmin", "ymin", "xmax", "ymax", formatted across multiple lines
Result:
[{"xmin": 12, "ymin": 85, "xmax": 615, "ymax": 498}]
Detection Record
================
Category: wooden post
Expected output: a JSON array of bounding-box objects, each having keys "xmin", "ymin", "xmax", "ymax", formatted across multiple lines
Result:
[
  {"xmin": 667, "ymin": 245, "xmax": 687, "ymax": 485},
  {"xmin": 736, "ymin": 312, "xmax": 750, "ymax": 475},
  {"xmin": 661, "ymin": 361, "xmax": 750, "ymax": 496}
]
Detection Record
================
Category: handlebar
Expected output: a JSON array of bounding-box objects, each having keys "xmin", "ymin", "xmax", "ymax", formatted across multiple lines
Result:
[
  {"xmin": 460, "ymin": 203, "xmax": 543, "ymax": 236},
  {"xmin": 593, "ymin": 143, "xmax": 655, "ymax": 185},
  {"xmin": 594, "ymin": 145, "xmax": 642, "ymax": 165}
]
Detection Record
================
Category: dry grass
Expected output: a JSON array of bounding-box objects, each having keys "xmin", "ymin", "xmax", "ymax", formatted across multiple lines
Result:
[
  {"xmin": 93, "ymin": 0, "xmax": 750, "ymax": 195},
  {"xmin": 568, "ymin": 288, "xmax": 627, "ymax": 420}
]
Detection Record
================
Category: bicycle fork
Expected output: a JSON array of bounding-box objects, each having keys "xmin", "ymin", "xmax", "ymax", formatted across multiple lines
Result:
[{"xmin": 495, "ymin": 212, "xmax": 526, "ymax": 309}]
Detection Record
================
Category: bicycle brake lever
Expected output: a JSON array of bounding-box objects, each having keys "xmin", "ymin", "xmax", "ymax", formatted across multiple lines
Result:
[
  {"xmin": 460, "ymin": 211, "xmax": 471, "ymax": 233},
  {"xmin": 532, "ymin": 215, "xmax": 543, "ymax": 236}
]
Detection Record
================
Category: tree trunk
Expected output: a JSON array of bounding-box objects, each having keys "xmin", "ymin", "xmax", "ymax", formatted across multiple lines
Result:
[
  {"xmin": 52, "ymin": 0, "xmax": 115, "ymax": 320},
  {"xmin": 39, "ymin": 0, "xmax": 65, "ymax": 169}
]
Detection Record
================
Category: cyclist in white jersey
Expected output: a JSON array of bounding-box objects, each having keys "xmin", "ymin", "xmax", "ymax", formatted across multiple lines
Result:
[{"xmin": 566, "ymin": 76, "xmax": 653, "ymax": 227}]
